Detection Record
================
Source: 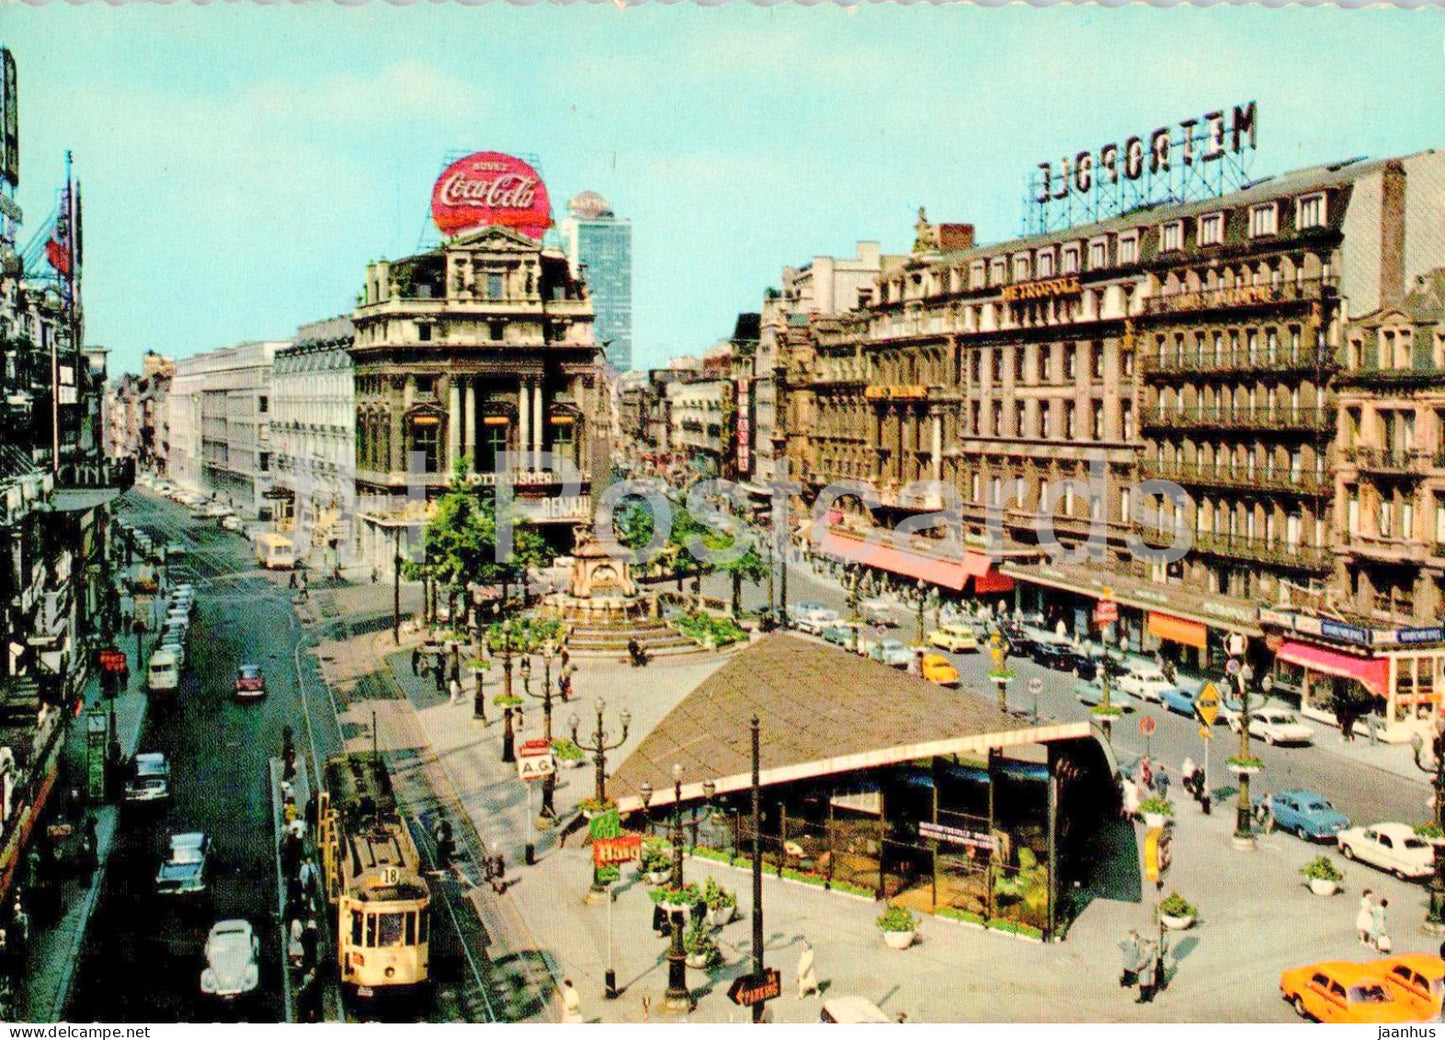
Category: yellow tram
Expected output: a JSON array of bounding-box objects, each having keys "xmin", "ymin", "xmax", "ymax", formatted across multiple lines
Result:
[{"xmin": 316, "ymin": 752, "xmax": 431, "ymax": 999}]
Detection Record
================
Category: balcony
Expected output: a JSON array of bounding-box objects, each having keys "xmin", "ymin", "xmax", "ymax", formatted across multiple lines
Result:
[
  {"xmin": 1337, "ymin": 366, "xmax": 1445, "ymax": 389},
  {"xmin": 1348, "ymin": 533, "xmax": 1429, "ymax": 565},
  {"xmin": 1144, "ymin": 462, "xmax": 1329, "ymax": 496},
  {"xmin": 1192, "ymin": 531, "xmax": 1332, "ymax": 571},
  {"xmin": 1141, "ymin": 346, "xmax": 1338, "ymax": 382},
  {"xmin": 1141, "ymin": 406, "xmax": 1333, "ymax": 434},
  {"xmin": 1139, "ymin": 276, "xmax": 1337, "ymax": 318},
  {"xmin": 1338, "ymin": 447, "xmax": 1430, "ymax": 479}
]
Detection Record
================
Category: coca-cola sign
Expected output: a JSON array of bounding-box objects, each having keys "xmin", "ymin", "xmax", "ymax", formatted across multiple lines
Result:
[{"xmin": 431, "ymin": 151, "xmax": 552, "ymax": 240}]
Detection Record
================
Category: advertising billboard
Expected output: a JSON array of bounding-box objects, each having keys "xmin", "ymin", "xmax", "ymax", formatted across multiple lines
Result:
[{"xmin": 431, "ymin": 151, "xmax": 550, "ymax": 240}]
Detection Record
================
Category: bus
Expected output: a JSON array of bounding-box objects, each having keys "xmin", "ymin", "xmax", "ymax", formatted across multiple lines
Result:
[
  {"xmin": 316, "ymin": 753, "xmax": 430, "ymax": 1001},
  {"xmin": 252, "ymin": 532, "xmax": 295, "ymax": 571}
]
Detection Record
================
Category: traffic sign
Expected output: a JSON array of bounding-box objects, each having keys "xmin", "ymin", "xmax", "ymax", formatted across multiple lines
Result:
[
  {"xmin": 1093, "ymin": 600, "xmax": 1118, "ymax": 625},
  {"xmin": 1225, "ymin": 659, "xmax": 1240, "ymax": 677},
  {"xmin": 1028, "ymin": 678, "xmax": 1043, "ymax": 695},
  {"xmin": 1139, "ymin": 715, "xmax": 1157, "ymax": 737},
  {"xmin": 1198, "ymin": 724, "xmax": 1213, "ymax": 740},
  {"xmin": 728, "ymin": 968, "xmax": 782, "ymax": 1008},
  {"xmin": 1194, "ymin": 682, "xmax": 1221, "ymax": 727}
]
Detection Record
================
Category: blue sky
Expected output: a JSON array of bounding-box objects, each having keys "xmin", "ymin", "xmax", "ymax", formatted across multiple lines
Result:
[{"xmin": 3, "ymin": 5, "xmax": 1442, "ymax": 376}]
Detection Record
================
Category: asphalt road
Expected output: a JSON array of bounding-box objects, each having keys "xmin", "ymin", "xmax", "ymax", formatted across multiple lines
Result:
[
  {"xmin": 701, "ymin": 557, "xmax": 1430, "ymax": 831},
  {"xmin": 66, "ymin": 490, "xmax": 339, "ymax": 1022}
]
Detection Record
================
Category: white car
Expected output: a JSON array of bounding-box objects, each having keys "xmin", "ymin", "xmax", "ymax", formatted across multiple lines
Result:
[
  {"xmin": 859, "ymin": 597, "xmax": 896, "ymax": 624},
  {"xmin": 1115, "ymin": 664, "xmax": 1175, "ymax": 704},
  {"xmin": 788, "ymin": 602, "xmax": 839, "ymax": 635},
  {"xmin": 1337, "ymin": 822, "xmax": 1435, "ymax": 880},
  {"xmin": 220, "ymin": 515, "xmax": 243, "ymax": 533},
  {"xmin": 1243, "ymin": 708, "xmax": 1315, "ymax": 746},
  {"xmin": 201, "ymin": 919, "xmax": 260, "ymax": 999}
]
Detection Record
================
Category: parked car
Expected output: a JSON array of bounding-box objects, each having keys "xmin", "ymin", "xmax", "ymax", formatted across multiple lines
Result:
[
  {"xmin": 1115, "ymin": 663, "xmax": 1175, "ymax": 704},
  {"xmin": 1000, "ymin": 625, "xmax": 1038, "ymax": 659},
  {"xmin": 1160, "ymin": 686, "xmax": 1198, "ymax": 718},
  {"xmin": 1243, "ymin": 708, "xmax": 1315, "ymax": 746},
  {"xmin": 1279, "ymin": 961, "xmax": 1414, "ymax": 1023},
  {"xmin": 927, "ymin": 623, "xmax": 978, "ymax": 653},
  {"xmin": 160, "ymin": 639, "xmax": 187, "ymax": 671},
  {"xmin": 1256, "ymin": 789, "xmax": 1350, "ymax": 841},
  {"xmin": 1373, "ymin": 954, "xmax": 1445, "ymax": 1021},
  {"xmin": 220, "ymin": 515, "xmax": 243, "ymax": 533},
  {"xmin": 868, "ymin": 638, "xmax": 915, "ymax": 669},
  {"xmin": 859, "ymin": 597, "xmax": 895, "ymax": 624},
  {"xmin": 821, "ymin": 622, "xmax": 864, "ymax": 649},
  {"xmin": 234, "ymin": 664, "xmax": 266, "ymax": 699},
  {"xmin": 821, "ymin": 997, "xmax": 892, "ymax": 1024},
  {"xmin": 1032, "ymin": 642, "xmax": 1075, "ymax": 671},
  {"xmin": 920, "ymin": 653, "xmax": 959, "ymax": 686},
  {"xmin": 201, "ymin": 919, "xmax": 260, "ymax": 1000},
  {"xmin": 123, "ymin": 752, "xmax": 171, "ymax": 804},
  {"xmin": 147, "ymin": 650, "xmax": 180, "ymax": 694},
  {"xmin": 156, "ymin": 832, "xmax": 211, "ymax": 896},
  {"xmin": 1337, "ymin": 822, "xmax": 1435, "ymax": 879},
  {"xmin": 788, "ymin": 602, "xmax": 838, "ymax": 635}
]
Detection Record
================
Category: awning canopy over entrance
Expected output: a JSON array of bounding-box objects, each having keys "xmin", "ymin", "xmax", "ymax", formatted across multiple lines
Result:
[
  {"xmin": 1148, "ymin": 612, "xmax": 1207, "ymax": 649},
  {"xmin": 1276, "ymin": 639, "xmax": 1389, "ymax": 698},
  {"xmin": 814, "ymin": 529, "xmax": 1011, "ymax": 594}
]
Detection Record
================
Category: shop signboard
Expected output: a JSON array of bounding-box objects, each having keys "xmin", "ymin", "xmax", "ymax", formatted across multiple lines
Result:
[
  {"xmin": 919, "ymin": 820, "xmax": 998, "ymax": 851},
  {"xmin": 1320, "ymin": 619, "xmax": 1370, "ymax": 646},
  {"xmin": 516, "ymin": 738, "xmax": 555, "ymax": 782},
  {"xmin": 728, "ymin": 968, "xmax": 781, "ymax": 1008},
  {"xmin": 431, "ymin": 151, "xmax": 551, "ymax": 240},
  {"xmin": 1094, "ymin": 599, "xmax": 1118, "ymax": 625},
  {"xmin": 592, "ymin": 834, "xmax": 642, "ymax": 868}
]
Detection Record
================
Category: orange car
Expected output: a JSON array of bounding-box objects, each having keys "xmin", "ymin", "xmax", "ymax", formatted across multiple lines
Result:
[
  {"xmin": 1373, "ymin": 954, "xmax": 1445, "ymax": 1020},
  {"xmin": 1279, "ymin": 961, "xmax": 1418, "ymax": 1023},
  {"xmin": 920, "ymin": 653, "xmax": 959, "ymax": 687}
]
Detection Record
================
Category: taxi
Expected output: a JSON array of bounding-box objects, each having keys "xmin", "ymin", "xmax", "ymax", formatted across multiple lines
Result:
[
  {"xmin": 1279, "ymin": 960, "xmax": 1417, "ymax": 1023},
  {"xmin": 927, "ymin": 624, "xmax": 979, "ymax": 653},
  {"xmin": 1372, "ymin": 954, "xmax": 1445, "ymax": 1020},
  {"xmin": 919, "ymin": 653, "xmax": 959, "ymax": 687}
]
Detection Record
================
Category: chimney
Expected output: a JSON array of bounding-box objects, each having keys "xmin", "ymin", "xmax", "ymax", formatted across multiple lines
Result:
[
  {"xmin": 935, "ymin": 224, "xmax": 975, "ymax": 252},
  {"xmin": 1380, "ymin": 160, "xmax": 1406, "ymax": 310}
]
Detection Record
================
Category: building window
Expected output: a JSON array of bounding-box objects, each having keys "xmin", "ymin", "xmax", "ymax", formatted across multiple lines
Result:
[
  {"xmin": 1036, "ymin": 251, "xmax": 1054, "ymax": 278},
  {"xmin": 1088, "ymin": 238, "xmax": 1108, "ymax": 270},
  {"xmin": 1064, "ymin": 344, "xmax": 1077, "ymax": 380},
  {"xmin": 417, "ymin": 323, "xmax": 432, "ymax": 343},
  {"xmin": 1159, "ymin": 221, "xmax": 1183, "ymax": 252},
  {"xmin": 258, "ymin": 395, "xmax": 269, "ymax": 414},
  {"xmin": 1013, "ymin": 255, "xmax": 1031, "ymax": 282},
  {"xmin": 970, "ymin": 261, "xmax": 986, "ymax": 288},
  {"xmin": 259, "ymin": 452, "xmax": 270, "ymax": 473},
  {"xmin": 1198, "ymin": 212, "xmax": 1224, "ymax": 246},
  {"xmin": 1091, "ymin": 406, "xmax": 1104, "ymax": 440},
  {"xmin": 1091, "ymin": 343, "xmax": 1105, "ymax": 380},
  {"xmin": 1065, "ymin": 402, "xmax": 1077, "ymax": 439},
  {"xmin": 989, "ymin": 259, "xmax": 1006, "ymax": 286},
  {"xmin": 1296, "ymin": 193, "xmax": 1325, "ymax": 230},
  {"xmin": 1061, "ymin": 245, "xmax": 1080, "ymax": 274},
  {"xmin": 1248, "ymin": 203, "xmax": 1278, "ymax": 239},
  {"xmin": 489, "ymin": 321, "xmax": 506, "ymax": 342},
  {"xmin": 487, "ymin": 272, "xmax": 504, "ymax": 299},
  {"xmin": 1117, "ymin": 233, "xmax": 1139, "ymax": 265},
  {"xmin": 410, "ymin": 417, "xmax": 442, "ymax": 473}
]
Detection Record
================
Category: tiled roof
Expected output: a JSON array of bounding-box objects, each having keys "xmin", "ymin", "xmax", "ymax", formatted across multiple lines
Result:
[{"xmin": 609, "ymin": 634, "xmax": 1087, "ymax": 812}]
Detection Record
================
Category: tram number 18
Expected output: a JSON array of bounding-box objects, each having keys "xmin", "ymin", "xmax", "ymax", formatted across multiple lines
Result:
[{"xmin": 380, "ymin": 866, "xmax": 399, "ymax": 886}]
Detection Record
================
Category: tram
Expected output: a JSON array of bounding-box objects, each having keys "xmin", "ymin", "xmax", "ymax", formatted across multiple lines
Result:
[{"xmin": 316, "ymin": 752, "xmax": 431, "ymax": 999}]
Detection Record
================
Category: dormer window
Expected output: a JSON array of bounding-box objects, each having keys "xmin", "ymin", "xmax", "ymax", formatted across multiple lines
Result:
[
  {"xmin": 1117, "ymin": 232, "xmax": 1139, "ymax": 265},
  {"xmin": 989, "ymin": 258, "xmax": 1006, "ymax": 286},
  {"xmin": 1088, "ymin": 238, "xmax": 1108, "ymax": 270},
  {"xmin": 1061, "ymin": 244, "xmax": 1080, "ymax": 274},
  {"xmin": 1036, "ymin": 250, "xmax": 1055, "ymax": 278},
  {"xmin": 1249, "ymin": 202, "xmax": 1279, "ymax": 239},
  {"xmin": 970, "ymin": 260, "xmax": 986, "ymax": 288},
  {"xmin": 1296, "ymin": 192, "xmax": 1326, "ymax": 230},
  {"xmin": 1197, "ymin": 212, "xmax": 1224, "ymax": 246},
  {"xmin": 1013, "ymin": 254, "xmax": 1031, "ymax": 282},
  {"xmin": 1159, "ymin": 221, "xmax": 1183, "ymax": 253}
]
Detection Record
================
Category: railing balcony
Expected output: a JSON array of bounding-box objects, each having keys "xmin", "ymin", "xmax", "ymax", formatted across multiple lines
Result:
[
  {"xmin": 1349, "ymin": 533, "xmax": 1429, "ymax": 565},
  {"xmin": 1141, "ymin": 406, "xmax": 1333, "ymax": 433},
  {"xmin": 1338, "ymin": 447, "xmax": 1430, "ymax": 477},
  {"xmin": 1141, "ymin": 346, "xmax": 1339, "ymax": 380},
  {"xmin": 1192, "ymin": 531, "xmax": 1332, "ymax": 571},
  {"xmin": 1139, "ymin": 276, "xmax": 1337, "ymax": 318},
  {"xmin": 56, "ymin": 456, "xmax": 135, "ymax": 492},
  {"xmin": 1337, "ymin": 366, "xmax": 1445, "ymax": 389},
  {"xmin": 1144, "ymin": 462, "xmax": 1329, "ymax": 495}
]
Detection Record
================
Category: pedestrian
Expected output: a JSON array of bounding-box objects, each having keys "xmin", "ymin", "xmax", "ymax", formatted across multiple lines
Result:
[
  {"xmin": 1118, "ymin": 929, "xmax": 1142, "ymax": 988},
  {"xmin": 1372, "ymin": 898, "xmax": 1392, "ymax": 952},
  {"xmin": 287, "ymin": 876, "xmax": 305, "ymax": 920},
  {"xmin": 298, "ymin": 967, "xmax": 321, "ymax": 1023},
  {"xmin": 371, "ymin": 567, "xmax": 378, "ymax": 585},
  {"xmin": 1180, "ymin": 756, "xmax": 1198, "ymax": 801},
  {"xmin": 289, "ymin": 571, "xmax": 297, "ymax": 590},
  {"xmin": 434, "ymin": 665, "xmax": 445, "ymax": 694},
  {"xmin": 560, "ymin": 977, "xmax": 583, "ymax": 1023},
  {"xmin": 797, "ymin": 940, "xmax": 819, "ymax": 998},
  {"xmin": 1135, "ymin": 936, "xmax": 1160, "ymax": 1003},
  {"xmin": 1139, "ymin": 756, "xmax": 1154, "ymax": 792},
  {"xmin": 283, "ymin": 794, "xmax": 299, "ymax": 825},
  {"xmin": 1357, "ymin": 889, "xmax": 1375, "ymax": 945},
  {"xmin": 298, "ymin": 856, "xmax": 318, "ymax": 900},
  {"xmin": 449, "ymin": 676, "xmax": 462, "ymax": 705},
  {"xmin": 10, "ymin": 899, "xmax": 27, "ymax": 948},
  {"xmin": 288, "ymin": 917, "xmax": 305, "ymax": 969},
  {"xmin": 302, "ymin": 917, "xmax": 319, "ymax": 969},
  {"xmin": 1155, "ymin": 767, "xmax": 1171, "ymax": 803},
  {"xmin": 1121, "ymin": 778, "xmax": 1140, "ymax": 820},
  {"xmin": 411, "ymin": 646, "xmax": 422, "ymax": 676}
]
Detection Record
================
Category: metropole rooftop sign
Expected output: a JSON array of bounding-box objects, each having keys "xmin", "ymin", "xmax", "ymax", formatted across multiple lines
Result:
[{"xmin": 431, "ymin": 151, "xmax": 552, "ymax": 240}]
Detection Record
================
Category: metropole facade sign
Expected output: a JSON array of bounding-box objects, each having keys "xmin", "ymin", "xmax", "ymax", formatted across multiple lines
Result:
[{"xmin": 431, "ymin": 151, "xmax": 552, "ymax": 240}]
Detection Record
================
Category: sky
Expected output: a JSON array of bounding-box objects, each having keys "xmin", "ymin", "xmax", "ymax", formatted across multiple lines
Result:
[{"xmin": 2, "ymin": 4, "xmax": 1442, "ymax": 377}]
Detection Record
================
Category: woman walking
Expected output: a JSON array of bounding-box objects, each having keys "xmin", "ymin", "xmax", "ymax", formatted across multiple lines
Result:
[
  {"xmin": 1372, "ymin": 897, "xmax": 1392, "ymax": 952},
  {"xmin": 1356, "ymin": 889, "xmax": 1375, "ymax": 945}
]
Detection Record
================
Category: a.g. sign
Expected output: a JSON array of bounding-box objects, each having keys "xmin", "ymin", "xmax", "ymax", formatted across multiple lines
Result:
[{"xmin": 431, "ymin": 151, "xmax": 552, "ymax": 240}]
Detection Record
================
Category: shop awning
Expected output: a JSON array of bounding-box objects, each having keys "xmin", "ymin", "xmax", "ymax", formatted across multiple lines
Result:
[
  {"xmin": 817, "ymin": 529, "xmax": 969, "ymax": 591},
  {"xmin": 1148, "ymin": 612, "xmax": 1207, "ymax": 649},
  {"xmin": 975, "ymin": 568, "xmax": 1015, "ymax": 594},
  {"xmin": 1276, "ymin": 640, "xmax": 1389, "ymax": 698}
]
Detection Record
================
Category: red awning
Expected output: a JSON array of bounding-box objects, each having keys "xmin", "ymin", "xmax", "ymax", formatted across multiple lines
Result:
[
  {"xmin": 817, "ymin": 530, "xmax": 970, "ymax": 591},
  {"xmin": 1275, "ymin": 640, "xmax": 1389, "ymax": 698},
  {"xmin": 975, "ymin": 568, "xmax": 1015, "ymax": 594}
]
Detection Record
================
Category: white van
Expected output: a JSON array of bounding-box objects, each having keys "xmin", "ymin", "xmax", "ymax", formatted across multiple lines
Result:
[{"xmin": 148, "ymin": 650, "xmax": 180, "ymax": 694}]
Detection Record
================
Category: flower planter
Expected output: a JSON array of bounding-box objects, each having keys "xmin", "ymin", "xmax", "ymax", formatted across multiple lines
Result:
[
  {"xmin": 705, "ymin": 905, "xmax": 736, "ymax": 928},
  {"xmin": 645, "ymin": 870, "xmax": 672, "ymax": 885},
  {"xmin": 560, "ymin": 757, "xmax": 587, "ymax": 770},
  {"xmin": 1227, "ymin": 762, "xmax": 1262, "ymax": 776},
  {"xmin": 882, "ymin": 929, "xmax": 916, "ymax": 950},
  {"xmin": 1159, "ymin": 913, "xmax": 1194, "ymax": 931},
  {"xmin": 658, "ymin": 900, "xmax": 692, "ymax": 915},
  {"xmin": 1308, "ymin": 878, "xmax": 1340, "ymax": 896},
  {"xmin": 1143, "ymin": 813, "xmax": 1171, "ymax": 829},
  {"xmin": 685, "ymin": 952, "xmax": 713, "ymax": 970}
]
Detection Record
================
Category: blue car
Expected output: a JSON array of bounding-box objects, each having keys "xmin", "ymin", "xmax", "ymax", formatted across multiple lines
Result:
[
  {"xmin": 1257, "ymin": 789, "xmax": 1350, "ymax": 842},
  {"xmin": 1160, "ymin": 686, "xmax": 1197, "ymax": 718}
]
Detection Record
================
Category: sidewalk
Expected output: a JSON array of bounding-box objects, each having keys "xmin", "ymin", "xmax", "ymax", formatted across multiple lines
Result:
[{"xmin": 17, "ymin": 646, "xmax": 149, "ymax": 1022}]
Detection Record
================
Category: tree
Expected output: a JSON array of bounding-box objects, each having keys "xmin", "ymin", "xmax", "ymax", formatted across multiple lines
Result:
[{"xmin": 717, "ymin": 544, "xmax": 769, "ymax": 618}]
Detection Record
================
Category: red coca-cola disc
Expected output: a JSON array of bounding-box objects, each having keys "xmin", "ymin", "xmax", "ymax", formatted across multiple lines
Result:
[{"xmin": 431, "ymin": 151, "xmax": 552, "ymax": 240}]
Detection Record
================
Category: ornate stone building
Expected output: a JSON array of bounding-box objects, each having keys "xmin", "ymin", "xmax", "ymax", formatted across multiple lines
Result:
[{"xmin": 349, "ymin": 224, "xmax": 601, "ymax": 573}]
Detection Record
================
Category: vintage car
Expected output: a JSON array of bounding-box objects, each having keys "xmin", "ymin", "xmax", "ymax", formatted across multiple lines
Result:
[
  {"xmin": 156, "ymin": 832, "xmax": 211, "ymax": 897},
  {"xmin": 1373, "ymin": 954, "xmax": 1445, "ymax": 1021},
  {"xmin": 927, "ymin": 624, "xmax": 979, "ymax": 653},
  {"xmin": 920, "ymin": 653, "xmax": 959, "ymax": 687},
  {"xmin": 868, "ymin": 638, "xmax": 915, "ymax": 669},
  {"xmin": 1279, "ymin": 961, "xmax": 1415, "ymax": 1023},
  {"xmin": 234, "ymin": 664, "xmax": 267, "ymax": 699},
  {"xmin": 123, "ymin": 752, "xmax": 171, "ymax": 804},
  {"xmin": 201, "ymin": 919, "xmax": 260, "ymax": 999},
  {"xmin": 1337, "ymin": 822, "xmax": 1435, "ymax": 879},
  {"xmin": 1256, "ymin": 789, "xmax": 1350, "ymax": 842}
]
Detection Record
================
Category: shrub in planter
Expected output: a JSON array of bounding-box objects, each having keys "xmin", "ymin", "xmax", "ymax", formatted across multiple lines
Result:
[
  {"xmin": 576, "ymin": 797, "xmax": 617, "ymax": 818},
  {"xmin": 1226, "ymin": 755, "xmax": 1264, "ymax": 773},
  {"xmin": 492, "ymin": 694, "xmax": 523, "ymax": 708},
  {"xmin": 702, "ymin": 877, "xmax": 737, "ymax": 925},
  {"xmin": 1414, "ymin": 823, "xmax": 1445, "ymax": 841},
  {"xmin": 1139, "ymin": 796, "xmax": 1174, "ymax": 825},
  {"xmin": 649, "ymin": 882, "xmax": 700, "ymax": 909},
  {"xmin": 876, "ymin": 907, "xmax": 917, "ymax": 933},
  {"xmin": 1300, "ymin": 854, "xmax": 1344, "ymax": 895},
  {"xmin": 1159, "ymin": 892, "xmax": 1197, "ymax": 920},
  {"xmin": 551, "ymin": 739, "xmax": 585, "ymax": 764},
  {"xmin": 639, "ymin": 837, "xmax": 673, "ymax": 877},
  {"xmin": 683, "ymin": 917, "xmax": 722, "ymax": 969}
]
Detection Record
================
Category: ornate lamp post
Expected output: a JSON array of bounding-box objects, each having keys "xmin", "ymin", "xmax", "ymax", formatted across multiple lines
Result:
[
  {"xmin": 912, "ymin": 578, "xmax": 928, "ymax": 646},
  {"xmin": 1410, "ymin": 724, "xmax": 1445, "ymax": 931},
  {"xmin": 662, "ymin": 762, "xmax": 691, "ymax": 1014},
  {"xmin": 569, "ymin": 698, "xmax": 631, "ymax": 810},
  {"xmin": 845, "ymin": 566, "xmax": 863, "ymax": 652},
  {"xmin": 521, "ymin": 639, "xmax": 560, "ymax": 820},
  {"xmin": 1227, "ymin": 634, "xmax": 1260, "ymax": 849}
]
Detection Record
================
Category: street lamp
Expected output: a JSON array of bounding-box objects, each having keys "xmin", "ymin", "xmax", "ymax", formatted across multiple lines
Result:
[
  {"xmin": 520, "ymin": 639, "xmax": 561, "ymax": 820},
  {"xmin": 569, "ymin": 698, "xmax": 631, "ymax": 810},
  {"xmin": 662, "ymin": 762, "xmax": 691, "ymax": 1014},
  {"xmin": 1410, "ymin": 724, "xmax": 1445, "ymax": 931},
  {"xmin": 912, "ymin": 578, "xmax": 928, "ymax": 646},
  {"xmin": 1229, "ymin": 640, "xmax": 1258, "ymax": 849}
]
